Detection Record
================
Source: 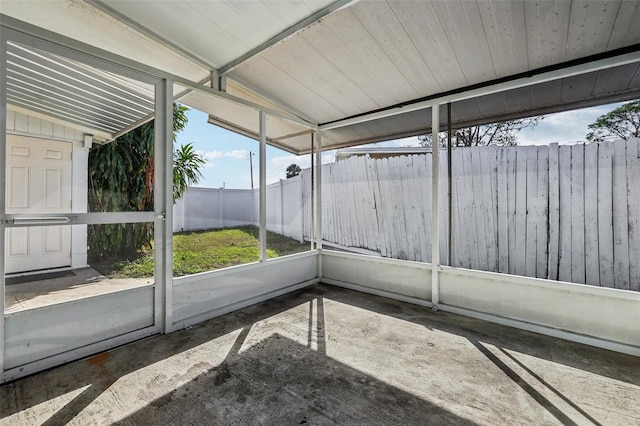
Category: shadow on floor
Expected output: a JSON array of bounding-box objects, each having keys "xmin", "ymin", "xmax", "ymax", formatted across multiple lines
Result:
[{"xmin": 2, "ymin": 284, "xmax": 639, "ymax": 425}]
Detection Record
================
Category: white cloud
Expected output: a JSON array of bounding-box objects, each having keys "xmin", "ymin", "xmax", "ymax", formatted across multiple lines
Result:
[{"xmin": 199, "ymin": 149, "xmax": 248, "ymax": 161}]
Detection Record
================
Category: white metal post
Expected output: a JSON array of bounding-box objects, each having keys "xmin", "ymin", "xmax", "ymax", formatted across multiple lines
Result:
[
  {"xmin": 155, "ymin": 78, "xmax": 173, "ymax": 332},
  {"xmin": 310, "ymin": 135, "xmax": 315, "ymax": 250},
  {"xmin": 315, "ymin": 130, "xmax": 323, "ymax": 251},
  {"xmin": 315, "ymin": 130, "xmax": 323, "ymax": 278},
  {"xmin": 0, "ymin": 31, "xmax": 7, "ymax": 374},
  {"xmin": 431, "ymin": 105, "xmax": 440, "ymax": 308},
  {"xmin": 259, "ymin": 111, "xmax": 267, "ymax": 261}
]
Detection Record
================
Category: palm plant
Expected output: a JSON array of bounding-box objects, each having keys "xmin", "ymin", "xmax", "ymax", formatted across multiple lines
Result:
[{"xmin": 88, "ymin": 105, "xmax": 204, "ymax": 261}]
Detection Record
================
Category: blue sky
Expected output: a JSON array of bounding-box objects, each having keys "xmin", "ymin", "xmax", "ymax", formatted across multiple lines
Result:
[{"xmin": 176, "ymin": 102, "xmax": 622, "ymax": 189}]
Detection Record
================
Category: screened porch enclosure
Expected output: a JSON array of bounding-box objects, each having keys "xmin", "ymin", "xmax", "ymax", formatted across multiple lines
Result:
[{"xmin": 1, "ymin": 5, "xmax": 639, "ymax": 422}]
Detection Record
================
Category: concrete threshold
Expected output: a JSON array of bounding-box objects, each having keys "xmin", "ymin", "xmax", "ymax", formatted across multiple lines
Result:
[{"xmin": 1, "ymin": 284, "xmax": 638, "ymax": 425}]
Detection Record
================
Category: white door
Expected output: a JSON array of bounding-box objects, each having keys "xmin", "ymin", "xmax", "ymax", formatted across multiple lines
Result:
[{"xmin": 5, "ymin": 135, "xmax": 73, "ymax": 274}]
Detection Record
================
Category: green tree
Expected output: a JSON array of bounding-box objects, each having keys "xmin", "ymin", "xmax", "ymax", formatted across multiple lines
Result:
[
  {"xmin": 173, "ymin": 143, "xmax": 205, "ymax": 200},
  {"xmin": 286, "ymin": 163, "xmax": 302, "ymax": 178},
  {"xmin": 586, "ymin": 101, "xmax": 640, "ymax": 142},
  {"xmin": 88, "ymin": 105, "xmax": 204, "ymax": 261},
  {"xmin": 418, "ymin": 117, "xmax": 543, "ymax": 147}
]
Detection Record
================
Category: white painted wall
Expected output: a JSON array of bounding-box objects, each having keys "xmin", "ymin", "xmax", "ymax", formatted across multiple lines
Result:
[{"xmin": 171, "ymin": 251, "xmax": 318, "ymax": 330}]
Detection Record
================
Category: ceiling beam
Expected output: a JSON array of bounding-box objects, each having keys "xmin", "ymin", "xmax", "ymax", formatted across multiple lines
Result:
[
  {"xmin": 218, "ymin": 0, "xmax": 356, "ymax": 76},
  {"xmin": 87, "ymin": 0, "xmax": 215, "ymax": 71},
  {"xmin": 227, "ymin": 75, "xmax": 317, "ymax": 124},
  {"xmin": 319, "ymin": 46, "xmax": 640, "ymax": 131},
  {"xmin": 1, "ymin": 18, "xmax": 316, "ymax": 129}
]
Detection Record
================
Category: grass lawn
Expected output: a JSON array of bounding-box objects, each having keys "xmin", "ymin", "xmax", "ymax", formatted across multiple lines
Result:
[{"xmin": 102, "ymin": 226, "xmax": 309, "ymax": 278}]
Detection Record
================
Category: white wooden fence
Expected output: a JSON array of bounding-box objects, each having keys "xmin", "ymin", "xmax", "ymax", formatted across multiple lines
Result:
[
  {"xmin": 174, "ymin": 139, "xmax": 639, "ymax": 290},
  {"xmin": 303, "ymin": 139, "xmax": 640, "ymax": 291}
]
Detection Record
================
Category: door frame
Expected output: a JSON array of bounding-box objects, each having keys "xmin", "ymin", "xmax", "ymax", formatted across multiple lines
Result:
[{"xmin": 0, "ymin": 25, "xmax": 174, "ymax": 380}]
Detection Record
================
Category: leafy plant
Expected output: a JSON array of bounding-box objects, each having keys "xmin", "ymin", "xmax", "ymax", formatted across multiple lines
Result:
[
  {"xmin": 173, "ymin": 143, "xmax": 205, "ymax": 201},
  {"xmin": 88, "ymin": 104, "xmax": 203, "ymax": 261}
]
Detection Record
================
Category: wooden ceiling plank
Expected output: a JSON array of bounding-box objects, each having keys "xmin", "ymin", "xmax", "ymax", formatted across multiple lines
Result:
[
  {"xmin": 478, "ymin": 0, "xmax": 529, "ymax": 77},
  {"xmin": 388, "ymin": 1, "xmax": 467, "ymax": 91},
  {"xmin": 566, "ymin": 1, "xmax": 621, "ymax": 61},
  {"xmin": 607, "ymin": 1, "xmax": 640, "ymax": 50},
  {"xmin": 431, "ymin": 0, "xmax": 497, "ymax": 84},
  {"xmin": 351, "ymin": 1, "xmax": 441, "ymax": 95},
  {"xmin": 524, "ymin": 0, "xmax": 571, "ymax": 69}
]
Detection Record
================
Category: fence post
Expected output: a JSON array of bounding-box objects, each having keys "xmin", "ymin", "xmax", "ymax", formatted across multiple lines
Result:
[
  {"xmin": 280, "ymin": 178, "xmax": 285, "ymax": 236},
  {"xmin": 218, "ymin": 187, "xmax": 223, "ymax": 228},
  {"xmin": 299, "ymin": 175, "xmax": 304, "ymax": 243}
]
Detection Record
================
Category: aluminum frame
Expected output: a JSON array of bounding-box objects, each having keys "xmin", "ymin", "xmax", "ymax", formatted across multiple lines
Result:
[{"xmin": 0, "ymin": 26, "xmax": 170, "ymax": 381}]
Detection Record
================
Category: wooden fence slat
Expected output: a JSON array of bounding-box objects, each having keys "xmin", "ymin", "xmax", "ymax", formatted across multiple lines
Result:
[
  {"xmin": 335, "ymin": 161, "xmax": 345, "ymax": 246},
  {"xmin": 462, "ymin": 148, "xmax": 479, "ymax": 269},
  {"xmin": 365, "ymin": 156, "xmax": 382, "ymax": 254},
  {"xmin": 497, "ymin": 147, "xmax": 509, "ymax": 273},
  {"xmin": 536, "ymin": 146, "xmax": 550, "ymax": 279},
  {"xmin": 386, "ymin": 157, "xmax": 400, "ymax": 258},
  {"xmin": 525, "ymin": 147, "xmax": 538, "ymax": 277},
  {"xmin": 412, "ymin": 154, "xmax": 428, "ymax": 262},
  {"xmin": 360, "ymin": 157, "xmax": 372, "ymax": 250},
  {"xmin": 480, "ymin": 145, "xmax": 498, "ymax": 272},
  {"xmin": 406, "ymin": 155, "xmax": 421, "ymax": 261},
  {"xmin": 547, "ymin": 143, "xmax": 560, "ymax": 280},
  {"xmin": 354, "ymin": 156, "xmax": 367, "ymax": 249},
  {"xmin": 612, "ymin": 140, "xmax": 631, "ymax": 289},
  {"xmin": 439, "ymin": 150, "xmax": 449, "ymax": 264},
  {"xmin": 584, "ymin": 143, "xmax": 600, "ymax": 286},
  {"xmin": 406, "ymin": 155, "xmax": 418, "ymax": 260},
  {"xmin": 558, "ymin": 145, "xmax": 572, "ymax": 282},
  {"xmin": 626, "ymin": 138, "xmax": 640, "ymax": 291},
  {"xmin": 380, "ymin": 157, "xmax": 398, "ymax": 258},
  {"xmin": 398, "ymin": 155, "xmax": 415, "ymax": 260},
  {"xmin": 570, "ymin": 144, "xmax": 586, "ymax": 284},
  {"xmin": 506, "ymin": 148, "xmax": 517, "ymax": 274},
  {"xmin": 490, "ymin": 145, "xmax": 499, "ymax": 272},
  {"xmin": 514, "ymin": 148, "xmax": 528, "ymax": 276},
  {"xmin": 597, "ymin": 142, "xmax": 615, "ymax": 287},
  {"xmin": 470, "ymin": 148, "xmax": 489, "ymax": 271},
  {"xmin": 452, "ymin": 149, "xmax": 466, "ymax": 267},
  {"xmin": 364, "ymin": 155, "xmax": 378, "ymax": 252}
]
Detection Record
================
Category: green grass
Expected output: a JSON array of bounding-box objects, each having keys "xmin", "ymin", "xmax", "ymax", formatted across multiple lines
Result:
[{"xmin": 104, "ymin": 225, "xmax": 309, "ymax": 278}]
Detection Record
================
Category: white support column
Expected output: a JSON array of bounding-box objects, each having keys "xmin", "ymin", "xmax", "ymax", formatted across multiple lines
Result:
[
  {"xmin": 315, "ymin": 130, "xmax": 323, "ymax": 278},
  {"xmin": 71, "ymin": 139, "xmax": 90, "ymax": 268},
  {"xmin": 259, "ymin": 111, "xmax": 267, "ymax": 261},
  {"xmin": 431, "ymin": 105, "xmax": 440, "ymax": 308},
  {"xmin": 155, "ymin": 78, "xmax": 173, "ymax": 332},
  {"xmin": 310, "ymin": 136, "xmax": 315, "ymax": 250},
  {"xmin": 315, "ymin": 130, "xmax": 323, "ymax": 251},
  {"xmin": 0, "ymin": 31, "xmax": 7, "ymax": 374}
]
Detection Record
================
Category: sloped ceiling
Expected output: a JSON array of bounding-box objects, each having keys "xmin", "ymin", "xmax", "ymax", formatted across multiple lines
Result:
[{"xmin": 2, "ymin": 1, "xmax": 640, "ymax": 153}]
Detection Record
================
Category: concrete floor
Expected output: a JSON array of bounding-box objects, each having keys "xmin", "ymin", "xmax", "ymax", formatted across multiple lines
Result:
[
  {"xmin": 4, "ymin": 268, "xmax": 150, "ymax": 312},
  {"xmin": 1, "ymin": 284, "xmax": 639, "ymax": 425}
]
